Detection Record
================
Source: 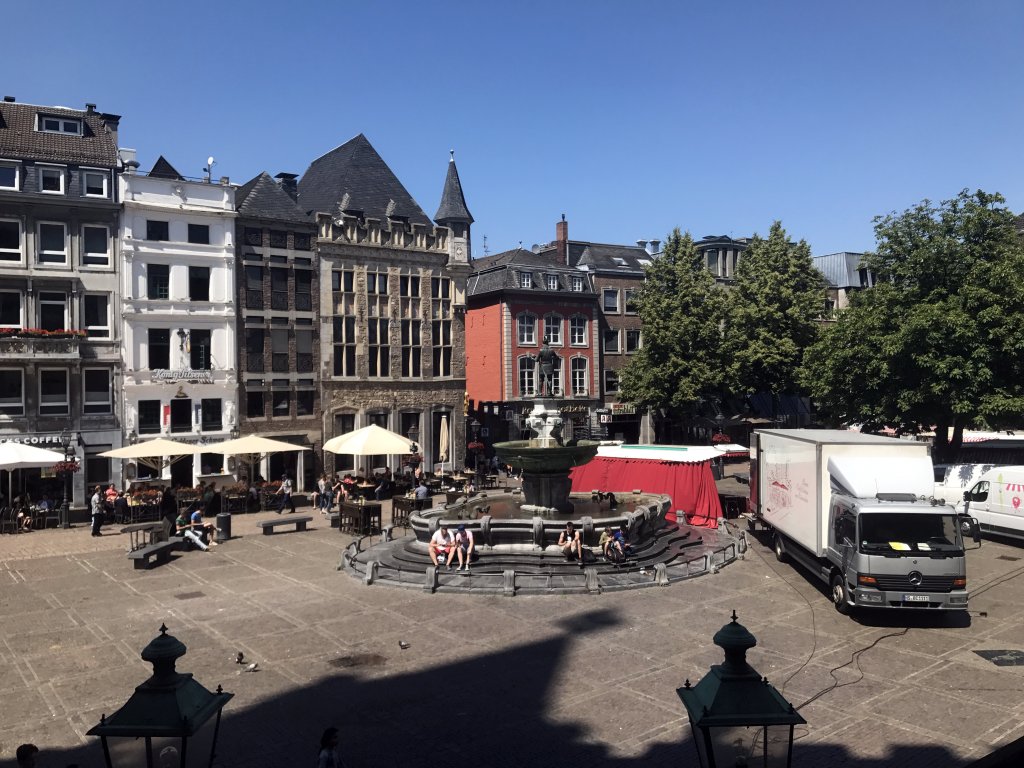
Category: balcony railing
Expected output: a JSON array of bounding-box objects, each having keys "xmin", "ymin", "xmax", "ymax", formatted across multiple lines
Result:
[
  {"xmin": 246, "ymin": 357, "xmax": 265, "ymax": 373},
  {"xmin": 271, "ymin": 291, "xmax": 289, "ymax": 311},
  {"xmin": 296, "ymin": 353, "xmax": 313, "ymax": 373},
  {"xmin": 295, "ymin": 293, "xmax": 312, "ymax": 311},
  {"xmin": 272, "ymin": 353, "xmax": 289, "ymax": 373},
  {"xmin": 0, "ymin": 334, "xmax": 82, "ymax": 359},
  {"xmin": 245, "ymin": 292, "xmax": 265, "ymax": 310}
]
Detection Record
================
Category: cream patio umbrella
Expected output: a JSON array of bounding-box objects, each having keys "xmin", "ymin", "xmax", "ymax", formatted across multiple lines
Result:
[
  {"xmin": 100, "ymin": 438, "xmax": 201, "ymax": 483},
  {"xmin": 201, "ymin": 435, "xmax": 308, "ymax": 484},
  {"xmin": 0, "ymin": 442, "xmax": 65, "ymax": 505},
  {"xmin": 321, "ymin": 424, "xmax": 415, "ymax": 456},
  {"xmin": 438, "ymin": 414, "xmax": 450, "ymax": 476}
]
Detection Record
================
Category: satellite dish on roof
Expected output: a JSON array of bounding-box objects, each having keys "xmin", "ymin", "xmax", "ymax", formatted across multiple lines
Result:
[
  {"xmin": 531, "ymin": 244, "xmax": 540, "ymax": 253},
  {"xmin": 207, "ymin": 156, "xmax": 215, "ymax": 167}
]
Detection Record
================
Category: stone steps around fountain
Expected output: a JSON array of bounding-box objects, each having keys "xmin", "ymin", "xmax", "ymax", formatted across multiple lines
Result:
[{"xmin": 362, "ymin": 522, "xmax": 710, "ymax": 576}]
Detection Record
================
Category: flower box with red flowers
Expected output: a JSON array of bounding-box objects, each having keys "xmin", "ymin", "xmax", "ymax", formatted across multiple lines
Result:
[
  {"xmin": 711, "ymin": 432, "xmax": 732, "ymax": 445},
  {"xmin": 467, "ymin": 441, "xmax": 486, "ymax": 453},
  {"xmin": 51, "ymin": 461, "xmax": 81, "ymax": 474}
]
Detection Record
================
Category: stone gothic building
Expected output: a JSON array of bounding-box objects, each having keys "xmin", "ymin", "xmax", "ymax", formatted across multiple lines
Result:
[{"xmin": 299, "ymin": 136, "xmax": 472, "ymax": 475}]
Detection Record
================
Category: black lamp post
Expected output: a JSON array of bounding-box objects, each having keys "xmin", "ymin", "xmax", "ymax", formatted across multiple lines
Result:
[
  {"xmin": 59, "ymin": 429, "xmax": 74, "ymax": 529},
  {"xmin": 88, "ymin": 625, "xmax": 233, "ymax": 768},
  {"xmin": 469, "ymin": 418, "xmax": 482, "ymax": 477},
  {"xmin": 677, "ymin": 611, "xmax": 804, "ymax": 768}
]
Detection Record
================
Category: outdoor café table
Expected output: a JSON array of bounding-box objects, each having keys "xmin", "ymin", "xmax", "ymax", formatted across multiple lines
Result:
[
  {"xmin": 391, "ymin": 496, "xmax": 416, "ymax": 527},
  {"xmin": 120, "ymin": 521, "xmax": 164, "ymax": 552},
  {"xmin": 224, "ymin": 495, "xmax": 247, "ymax": 514},
  {"xmin": 340, "ymin": 501, "xmax": 381, "ymax": 536}
]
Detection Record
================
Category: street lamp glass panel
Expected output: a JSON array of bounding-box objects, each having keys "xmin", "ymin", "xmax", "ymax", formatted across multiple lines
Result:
[{"xmin": 701, "ymin": 724, "xmax": 791, "ymax": 768}]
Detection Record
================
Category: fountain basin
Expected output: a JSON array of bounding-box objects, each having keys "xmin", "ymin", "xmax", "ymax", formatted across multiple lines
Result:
[{"xmin": 492, "ymin": 439, "xmax": 599, "ymax": 474}]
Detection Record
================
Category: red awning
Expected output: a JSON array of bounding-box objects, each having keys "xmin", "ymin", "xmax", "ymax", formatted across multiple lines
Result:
[{"xmin": 569, "ymin": 456, "xmax": 722, "ymax": 528}]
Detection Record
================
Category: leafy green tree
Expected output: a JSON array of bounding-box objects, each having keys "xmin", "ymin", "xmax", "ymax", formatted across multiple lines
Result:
[
  {"xmin": 618, "ymin": 229, "xmax": 727, "ymax": 415},
  {"xmin": 803, "ymin": 190, "xmax": 1024, "ymax": 459},
  {"xmin": 724, "ymin": 221, "xmax": 824, "ymax": 398}
]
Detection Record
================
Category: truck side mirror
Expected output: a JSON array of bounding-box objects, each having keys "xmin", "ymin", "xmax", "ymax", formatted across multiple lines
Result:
[
  {"xmin": 971, "ymin": 518, "xmax": 982, "ymax": 544},
  {"xmin": 962, "ymin": 491, "xmax": 973, "ymax": 502}
]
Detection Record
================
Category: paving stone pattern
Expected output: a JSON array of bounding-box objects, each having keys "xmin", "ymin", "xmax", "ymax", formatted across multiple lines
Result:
[{"xmin": 2, "ymin": 506, "xmax": 1024, "ymax": 767}]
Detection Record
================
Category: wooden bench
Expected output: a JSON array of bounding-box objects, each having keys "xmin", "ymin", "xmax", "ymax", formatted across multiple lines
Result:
[
  {"xmin": 127, "ymin": 540, "xmax": 181, "ymax": 570},
  {"xmin": 257, "ymin": 515, "xmax": 313, "ymax": 535}
]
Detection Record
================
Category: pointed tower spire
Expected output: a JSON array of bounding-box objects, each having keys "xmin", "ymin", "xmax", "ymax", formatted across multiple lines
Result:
[{"xmin": 434, "ymin": 151, "xmax": 474, "ymax": 225}]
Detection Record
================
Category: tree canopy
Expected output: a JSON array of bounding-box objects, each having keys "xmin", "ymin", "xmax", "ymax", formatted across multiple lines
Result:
[
  {"xmin": 618, "ymin": 229, "xmax": 726, "ymax": 413},
  {"xmin": 723, "ymin": 221, "xmax": 824, "ymax": 396},
  {"xmin": 803, "ymin": 189, "xmax": 1024, "ymax": 459}
]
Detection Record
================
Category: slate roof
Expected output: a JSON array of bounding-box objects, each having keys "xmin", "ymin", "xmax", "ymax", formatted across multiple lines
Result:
[
  {"xmin": 813, "ymin": 252, "xmax": 865, "ymax": 288},
  {"xmin": 434, "ymin": 155, "xmax": 473, "ymax": 224},
  {"xmin": 468, "ymin": 248, "xmax": 594, "ymax": 297},
  {"xmin": 297, "ymin": 133, "xmax": 432, "ymax": 226},
  {"xmin": 236, "ymin": 172, "xmax": 311, "ymax": 225},
  {"xmin": 0, "ymin": 101, "xmax": 119, "ymax": 166},
  {"xmin": 148, "ymin": 155, "xmax": 183, "ymax": 180}
]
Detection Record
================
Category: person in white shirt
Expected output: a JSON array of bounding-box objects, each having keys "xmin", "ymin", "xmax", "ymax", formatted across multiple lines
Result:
[{"xmin": 429, "ymin": 524, "xmax": 454, "ymax": 569}]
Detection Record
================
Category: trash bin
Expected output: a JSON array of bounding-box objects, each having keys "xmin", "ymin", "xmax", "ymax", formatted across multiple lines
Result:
[{"xmin": 216, "ymin": 512, "xmax": 231, "ymax": 542}]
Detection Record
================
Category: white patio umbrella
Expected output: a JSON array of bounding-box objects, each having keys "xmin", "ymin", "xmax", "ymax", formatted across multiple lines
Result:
[
  {"xmin": 0, "ymin": 442, "xmax": 65, "ymax": 505},
  {"xmin": 201, "ymin": 435, "xmax": 307, "ymax": 483},
  {"xmin": 100, "ymin": 438, "xmax": 200, "ymax": 472},
  {"xmin": 438, "ymin": 414, "xmax": 450, "ymax": 475},
  {"xmin": 322, "ymin": 425, "xmax": 414, "ymax": 456}
]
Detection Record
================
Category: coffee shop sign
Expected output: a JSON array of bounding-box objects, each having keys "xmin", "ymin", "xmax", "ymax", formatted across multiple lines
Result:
[{"xmin": 153, "ymin": 368, "xmax": 214, "ymax": 384}]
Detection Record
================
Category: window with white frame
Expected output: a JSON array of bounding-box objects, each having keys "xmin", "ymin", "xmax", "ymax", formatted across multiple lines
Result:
[
  {"xmin": 0, "ymin": 291, "xmax": 22, "ymax": 328},
  {"xmin": 625, "ymin": 329, "xmax": 641, "ymax": 353},
  {"xmin": 81, "ymin": 225, "xmax": 110, "ymax": 266},
  {"xmin": 39, "ymin": 369, "xmax": 69, "ymax": 415},
  {"xmin": 37, "ymin": 221, "xmax": 68, "ymax": 264},
  {"xmin": 0, "ymin": 160, "xmax": 19, "ymax": 190},
  {"xmin": 0, "ymin": 219, "xmax": 21, "ymax": 262},
  {"xmin": 519, "ymin": 271, "xmax": 532, "ymax": 289},
  {"xmin": 0, "ymin": 370, "xmax": 24, "ymax": 415},
  {"xmin": 571, "ymin": 275, "xmax": 584, "ymax": 292},
  {"xmin": 602, "ymin": 288, "xmax": 620, "ymax": 313},
  {"xmin": 82, "ymin": 295, "xmax": 109, "ymax": 338},
  {"xmin": 82, "ymin": 169, "xmax": 109, "ymax": 198},
  {"xmin": 604, "ymin": 369, "xmax": 619, "ymax": 394},
  {"xmin": 38, "ymin": 165, "xmax": 65, "ymax": 194},
  {"xmin": 570, "ymin": 315, "xmax": 587, "ymax": 346},
  {"xmin": 518, "ymin": 356, "xmax": 536, "ymax": 397},
  {"xmin": 543, "ymin": 314, "xmax": 562, "ymax": 345},
  {"xmin": 624, "ymin": 289, "xmax": 637, "ymax": 314},
  {"xmin": 38, "ymin": 292, "xmax": 67, "ymax": 331},
  {"xmin": 83, "ymin": 369, "xmax": 112, "ymax": 414},
  {"xmin": 570, "ymin": 357, "xmax": 588, "ymax": 396},
  {"xmin": 517, "ymin": 313, "xmax": 537, "ymax": 345},
  {"xmin": 38, "ymin": 115, "xmax": 81, "ymax": 135},
  {"xmin": 603, "ymin": 329, "xmax": 621, "ymax": 353},
  {"xmin": 545, "ymin": 274, "xmax": 559, "ymax": 291}
]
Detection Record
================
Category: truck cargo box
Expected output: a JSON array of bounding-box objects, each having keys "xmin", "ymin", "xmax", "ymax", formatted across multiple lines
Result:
[{"xmin": 755, "ymin": 429, "xmax": 932, "ymax": 557}]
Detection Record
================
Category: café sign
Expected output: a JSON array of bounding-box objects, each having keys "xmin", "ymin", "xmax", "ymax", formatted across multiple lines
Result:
[
  {"xmin": 611, "ymin": 402, "xmax": 637, "ymax": 415},
  {"xmin": 153, "ymin": 368, "xmax": 214, "ymax": 384}
]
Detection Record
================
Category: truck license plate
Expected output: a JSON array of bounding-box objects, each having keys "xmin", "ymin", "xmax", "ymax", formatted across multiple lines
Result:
[{"xmin": 903, "ymin": 594, "xmax": 930, "ymax": 602}]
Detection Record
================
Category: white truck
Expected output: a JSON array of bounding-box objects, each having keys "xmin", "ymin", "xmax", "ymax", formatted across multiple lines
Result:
[{"xmin": 750, "ymin": 429, "xmax": 976, "ymax": 614}]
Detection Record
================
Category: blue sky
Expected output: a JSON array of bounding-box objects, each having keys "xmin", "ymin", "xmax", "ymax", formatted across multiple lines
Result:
[{"xmin": 4, "ymin": 1, "xmax": 1022, "ymax": 257}]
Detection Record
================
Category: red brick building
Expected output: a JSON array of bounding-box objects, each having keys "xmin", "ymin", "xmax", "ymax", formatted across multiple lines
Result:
[{"xmin": 466, "ymin": 247, "xmax": 600, "ymax": 443}]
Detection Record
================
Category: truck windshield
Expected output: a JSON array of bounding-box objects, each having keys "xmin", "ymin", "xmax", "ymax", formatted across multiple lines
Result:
[{"xmin": 859, "ymin": 513, "xmax": 961, "ymax": 554}]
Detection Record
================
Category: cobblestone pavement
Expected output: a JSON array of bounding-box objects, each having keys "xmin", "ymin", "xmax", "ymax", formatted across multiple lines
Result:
[{"xmin": 2, "ymin": 505, "xmax": 1024, "ymax": 768}]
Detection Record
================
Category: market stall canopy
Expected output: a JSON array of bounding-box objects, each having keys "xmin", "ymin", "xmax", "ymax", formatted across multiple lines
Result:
[
  {"xmin": 0, "ymin": 442, "xmax": 65, "ymax": 470},
  {"xmin": 323, "ymin": 424, "xmax": 414, "ymax": 456},
  {"xmin": 99, "ymin": 439, "xmax": 200, "ymax": 460},
  {"xmin": 202, "ymin": 436, "xmax": 308, "ymax": 455}
]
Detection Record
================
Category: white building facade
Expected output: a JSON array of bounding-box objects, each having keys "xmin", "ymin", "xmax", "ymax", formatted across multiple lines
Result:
[{"xmin": 119, "ymin": 161, "xmax": 237, "ymax": 487}]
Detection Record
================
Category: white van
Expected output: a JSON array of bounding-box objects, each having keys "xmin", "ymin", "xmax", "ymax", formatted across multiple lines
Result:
[
  {"xmin": 935, "ymin": 463, "xmax": 997, "ymax": 505},
  {"xmin": 960, "ymin": 466, "xmax": 1024, "ymax": 541}
]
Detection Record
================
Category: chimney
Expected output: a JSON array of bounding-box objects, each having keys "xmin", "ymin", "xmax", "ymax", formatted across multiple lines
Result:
[
  {"xmin": 275, "ymin": 172, "xmax": 298, "ymax": 201},
  {"xmin": 636, "ymin": 239, "xmax": 648, "ymax": 251},
  {"xmin": 555, "ymin": 214, "xmax": 568, "ymax": 265},
  {"xmin": 648, "ymin": 239, "xmax": 661, "ymax": 254},
  {"xmin": 85, "ymin": 103, "xmax": 96, "ymax": 114}
]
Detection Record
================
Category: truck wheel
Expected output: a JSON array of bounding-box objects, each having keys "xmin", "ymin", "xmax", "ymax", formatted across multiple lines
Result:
[
  {"xmin": 773, "ymin": 533, "xmax": 787, "ymax": 563},
  {"xmin": 831, "ymin": 573, "xmax": 851, "ymax": 615}
]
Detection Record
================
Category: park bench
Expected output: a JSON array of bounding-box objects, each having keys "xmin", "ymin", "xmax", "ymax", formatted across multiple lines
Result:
[
  {"xmin": 258, "ymin": 515, "xmax": 313, "ymax": 535},
  {"xmin": 127, "ymin": 539, "xmax": 182, "ymax": 570}
]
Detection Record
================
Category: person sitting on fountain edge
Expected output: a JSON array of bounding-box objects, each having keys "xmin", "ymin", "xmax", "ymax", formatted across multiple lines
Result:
[
  {"xmin": 453, "ymin": 524, "xmax": 474, "ymax": 572},
  {"xmin": 429, "ymin": 524, "xmax": 455, "ymax": 569},
  {"xmin": 559, "ymin": 521, "xmax": 584, "ymax": 567},
  {"xmin": 600, "ymin": 526, "xmax": 623, "ymax": 563}
]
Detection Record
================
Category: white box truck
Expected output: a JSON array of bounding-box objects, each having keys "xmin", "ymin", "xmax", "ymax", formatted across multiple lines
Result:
[
  {"xmin": 960, "ymin": 466, "xmax": 1024, "ymax": 542},
  {"xmin": 750, "ymin": 429, "xmax": 975, "ymax": 614}
]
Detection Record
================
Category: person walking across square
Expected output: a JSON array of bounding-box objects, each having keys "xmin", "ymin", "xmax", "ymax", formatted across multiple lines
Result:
[{"xmin": 276, "ymin": 473, "xmax": 295, "ymax": 514}]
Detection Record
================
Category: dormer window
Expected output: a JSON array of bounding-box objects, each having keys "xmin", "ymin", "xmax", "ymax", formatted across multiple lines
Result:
[
  {"xmin": 519, "ymin": 271, "xmax": 532, "ymax": 289},
  {"xmin": 571, "ymin": 275, "xmax": 584, "ymax": 292},
  {"xmin": 38, "ymin": 165, "xmax": 65, "ymax": 195},
  {"xmin": 612, "ymin": 257, "xmax": 627, "ymax": 267},
  {"xmin": 82, "ymin": 169, "xmax": 109, "ymax": 198},
  {"xmin": 0, "ymin": 160, "xmax": 19, "ymax": 190},
  {"xmin": 38, "ymin": 115, "xmax": 82, "ymax": 135},
  {"xmin": 546, "ymin": 274, "xmax": 559, "ymax": 290}
]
